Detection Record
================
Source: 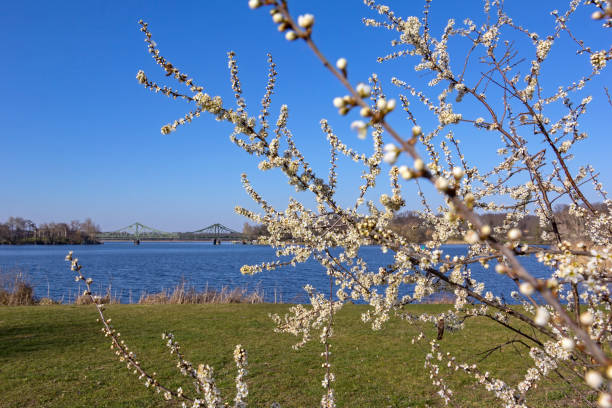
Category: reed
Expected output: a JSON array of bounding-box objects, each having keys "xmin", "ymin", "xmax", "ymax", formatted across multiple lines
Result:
[
  {"xmin": 0, "ymin": 269, "xmax": 36, "ymax": 306},
  {"xmin": 137, "ymin": 280, "xmax": 264, "ymax": 304}
]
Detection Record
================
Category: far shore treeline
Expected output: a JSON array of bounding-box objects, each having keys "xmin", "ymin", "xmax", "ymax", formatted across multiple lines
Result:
[
  {"xmin": 0, "ymin": 217, "xmax": 100, "ymax": 245},
  {"xmin": 246, "ymin": 203, "xmax": 598, "ymax": 245},
  {"xmin": 0, "ymin": 203, "xmax": 597, "ymax": 245},
  {"xmin": 389, "ymin": 204, "xmax": 601, "ymax": 244}
]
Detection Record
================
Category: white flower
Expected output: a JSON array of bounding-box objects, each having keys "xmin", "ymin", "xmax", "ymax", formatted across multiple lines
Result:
[
  {"xmin": 350, "ymin": 120, "xmax": 368, "ymax": 139},
  {"xmin": 336, "ymin": 58, "xmax": 347, "ymax": 70},
  {"xmin": 560, "ymin": 338, "xmax": 574, "ymax": 351},
  {"xmin": 590, "ymin": 50, "xmax": 607, "ymax": 70},
  {"xmin": 136, "ymin": 70, "xmax": 147, "ymax": 85},
  {"xmin": 398, "ymin": 165, "xmax": 413, "ymax": 180},
  {"xmin": 558, "ymin": 140, "xmax": 571, "ymax": 153},
  {"xmin": 383, "ymin": 143, "xmax": 400, "ymax": 164},
  {"xmin": 356, "ymin": 83, "xmax": 371, "ymax": 97},
  {"xmin": 536, "ymin": 39, "xmax": 553, "ymax": 60},
  {"xmin": 383, "ymin": 143, "xmax": 399, "ymax": 154},
  {"xmin": 332, "ymin": 97, "xmax": 344, "ymax": 108},
  {"xmin": 297, "ymin": 14, "xmax": 314, "ymax": 29},
  {"xmin": 534, "ymin": 307, "xmax": 550, "ymax": 326},
  {"xmin": 248, "ymin": 0, "xmax": 261, "ymax": 9},
  {"xmin": 376, "ymin": 98, "xmax": 388, "ymax": 111},
  {"xmin": 452, "ymin": 167, "xmax": 464, "ymax": 180}
]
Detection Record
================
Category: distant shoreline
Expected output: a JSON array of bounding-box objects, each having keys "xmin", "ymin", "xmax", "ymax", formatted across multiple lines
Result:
[
  {"xmin": 98, "ymin": 239, "xmax": 253, "ymax": 243},
  {"xmin": 0, "ymin": 241, "xmax": 102, "ymax": 246}
]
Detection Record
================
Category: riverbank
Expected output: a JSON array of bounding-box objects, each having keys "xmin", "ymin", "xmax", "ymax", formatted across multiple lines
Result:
[
  {"xmin": 0, "ymin": 304, "xmax": 584, "ymax": 407},
  {"xmin": 0, "ymin": 239, "xmax": 101, "ymax": 245}
]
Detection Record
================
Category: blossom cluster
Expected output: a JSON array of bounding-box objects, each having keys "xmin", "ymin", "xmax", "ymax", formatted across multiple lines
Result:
[{"xmin": 71, "ymin": 0, "xmax": 612, "ymax": 406}]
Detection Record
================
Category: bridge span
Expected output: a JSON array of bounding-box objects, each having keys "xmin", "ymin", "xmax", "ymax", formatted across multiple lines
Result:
[{"xmin": 97, "ymin": 222, "xmax": 247, "ymax": 244}]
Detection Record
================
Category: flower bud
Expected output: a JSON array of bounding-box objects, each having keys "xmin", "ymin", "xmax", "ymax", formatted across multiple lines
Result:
[
  {"xmin": 356, "ymin": 83, "xmax": 372, "ymax": 97},
  {"xmin": 435, "ymin": 177, "xmax": 450, "ymax": 192},
  {"xmin": 586, "ymin": 370, "xmax": 604, "ymax": 389},
  {"xmin": 479, "ymin": 225, "xmax": 491, "ymax": 239},
  {"xmin": 248, "ymin": 0, "xmax": 261, "ymax": 9},
  {"xmin": 508, "ymin": 228, "xmax": 522, "ymax": 240},
  {"xmin": 606, "ymin": 365, "xmax": 612, "ymax": 379},
  {"xmin": 519, "ymin": 282, "xmax": 534, "ymax": 296},
  {"xmin": 383, "ymin": 151, "xmax": 398, "ymax": 164},
  {"xmin": 351, "ymin": 120, "xmax": 368, "ymax": 140},
  {"xmin": 598, "ymin": 392, "xmax": 612, "ymax": 408},
  {"xmin": 412, "ymin": 125, "xmax": 422, "ymax": 137},
  {"xmin": 592, "ymin": 10, "xmax": 605, "ymax": 20},
  {"xmin": 272, "ymin": 12, "xmax": 284, "ymax": 23},
  {"xmin": 495, "ymin": 263, "xmax": 507, "ymax": 274},
  {"xmin": 464, "ymin": 230, "xmax": 479, "ymax": 244},
  {"xmin": 464, "ymin": 192, "xmax": 475, "ymax": 208},
  {"xmin": 580, "ymin": 311, "xmax": 594, "ymax": 326},
  {"xmin": 360, "ymin": 106, "xmax": 372, "ymax": 117},
  {"xmin": 444, "ymin": 211, "xmax": 457, "ymax": 222},
  {"xmin": 383, "ymin": 143, "xmax": 400, "ymax": 164},
  {"xmin": 386, "ymin": 99, "xmax": 396, "ymax": 112},
  {"xmin": 376, "ymin": 98, "xmax": 387, "ymax": 111},
  {"xmin": 383, "ymin": 143, "xmax": 399, "ymax": 154},
  {"xmin": 297, "ymin": 14, "xmax": 314, "ymax": 29},
  {"xmin": 333, "ymin": 97, "xmax": 344, "ymax": 108},
  {"xmin": 399, "ymin": 165, "xmax": 413, "ymax": 180},
  {"xmin": 534, "ymin": 307, "xmax": 550, "ymax": 326},
  {"xmin": 414, "ymin": 158, "xmax": 425, "ymax": 172},
  {"xmin": 285, "ymin": 31, "xmax": 297, "ymax": 41},
  {"xmin": 452, "ymin": 166, "xmax": 464, "ymax": 180},
  {"xmin": 336, "ymin": 58, "xmax": 347, "ymax": 70}
]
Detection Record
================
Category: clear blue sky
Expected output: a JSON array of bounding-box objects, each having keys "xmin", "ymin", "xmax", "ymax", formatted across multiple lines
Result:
[{"xmin": 1, "ymin": 1, "xmax": 609, "ymax": 232}]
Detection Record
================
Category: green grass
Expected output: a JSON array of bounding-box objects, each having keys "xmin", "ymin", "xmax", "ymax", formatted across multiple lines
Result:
[{"xmin": 0, "ymin": 304, "xmax": 589, "ymax": 407}]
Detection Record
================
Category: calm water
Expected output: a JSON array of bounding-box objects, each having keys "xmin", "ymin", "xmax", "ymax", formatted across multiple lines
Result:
[{"xmin": 0, "ymin": 242, "xmax": 551, "ymax": 304}]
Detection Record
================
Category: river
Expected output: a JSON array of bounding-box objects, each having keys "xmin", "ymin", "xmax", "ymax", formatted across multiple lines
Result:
[{"xmin": 0, "ymin": 242, "xmax": 552, "ymax": 304}]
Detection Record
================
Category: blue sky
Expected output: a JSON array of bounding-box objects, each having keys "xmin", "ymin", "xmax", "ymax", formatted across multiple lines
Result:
[{"xmin": 1, "ymin": 1, "xmax": 609, "ymax": 232}]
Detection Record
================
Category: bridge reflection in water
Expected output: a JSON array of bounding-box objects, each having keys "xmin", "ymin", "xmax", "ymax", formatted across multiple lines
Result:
[{"xmin": 97, "ymin": 222, "xmax": 247, "ymax": 244}]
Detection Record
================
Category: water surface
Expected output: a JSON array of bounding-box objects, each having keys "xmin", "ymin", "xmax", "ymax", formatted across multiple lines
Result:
[{"xmin": 0, "ymin": 242, "xmax": 551, "ymax": 304}]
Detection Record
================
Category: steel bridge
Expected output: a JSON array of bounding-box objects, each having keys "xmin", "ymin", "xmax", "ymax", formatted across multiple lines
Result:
[{"xmin": 97, "ymin": 222, "xmax": 245, "ymax": 242}]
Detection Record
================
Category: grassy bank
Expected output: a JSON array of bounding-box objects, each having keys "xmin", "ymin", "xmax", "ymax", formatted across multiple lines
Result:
[{"xmin": 0, "ymin": 304, "xmax": 586, "ymax": 407}]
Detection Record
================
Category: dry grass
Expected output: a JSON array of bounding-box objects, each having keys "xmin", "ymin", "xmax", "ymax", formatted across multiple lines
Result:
[
  {"xmin": 0, "ymin": 270, "xmax": 36, "ymax": 305},
  {"xmin": 138, "ymin": 281, "xmax": 264, "ymax": 304},
  {"xmin": 75, "ymin": 290, "xmax": 120, "ymax": 305},
  {"xmin": 420, "ymin": 291, "xmax": 456, "ymax": 304}
]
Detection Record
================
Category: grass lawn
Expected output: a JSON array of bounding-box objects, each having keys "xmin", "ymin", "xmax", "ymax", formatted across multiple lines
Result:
[{"xmin": 0, "ymin": 304, "xmax": 590, "ymax": 407}]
